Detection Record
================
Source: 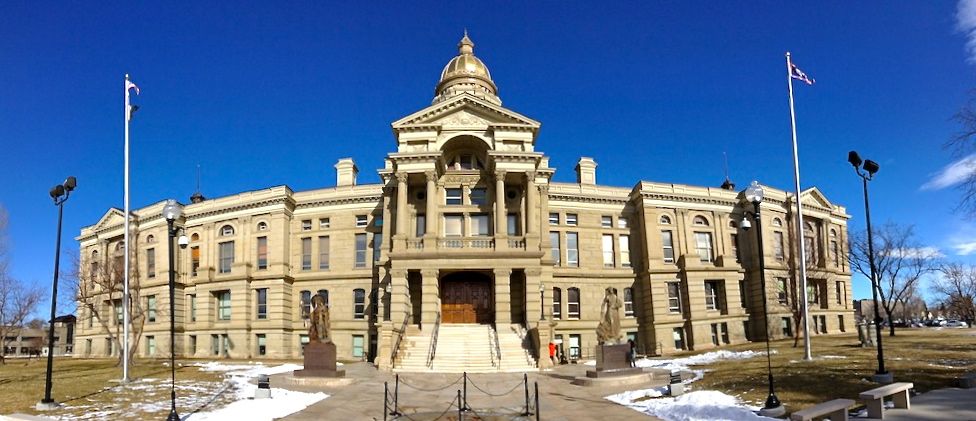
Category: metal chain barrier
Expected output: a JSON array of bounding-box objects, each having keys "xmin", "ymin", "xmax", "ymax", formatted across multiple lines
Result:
[
  {"xmin": 397, "ymin": 374, "xmax": 464, "ymax": 392},
  {"xmin": 466, "ymin": 375, "xmax": 526, "ymax": 397}
]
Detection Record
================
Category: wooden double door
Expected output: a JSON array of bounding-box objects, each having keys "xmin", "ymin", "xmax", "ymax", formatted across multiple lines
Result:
[{"xmin": 441, "ymin": 276, "xmax": 493, "ymax": 324}]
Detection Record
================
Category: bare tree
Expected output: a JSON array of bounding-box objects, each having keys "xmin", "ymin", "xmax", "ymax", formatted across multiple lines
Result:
[
  {"xmin": 67, "ymin": 246, "xmax": 147, "ymax": 366},
  {"xmin": 949, "ymin": 92, "xmax": 976, "ymax": 217},
  {"xmin": 932, "ymin": 262, "xmax": 976, "ymax": 327},
  {"xmin": 0, "ymin": 207, "xmax": 44, "ymax": 364},
  {"xmin": 849, "ymin": 223, "xmax": 939, "ymax": 336}
]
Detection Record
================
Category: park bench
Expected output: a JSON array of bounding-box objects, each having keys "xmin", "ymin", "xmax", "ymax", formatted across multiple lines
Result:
[
  {"xmin": 859, "ymin": 382, "xmax": 913, "ymax": 419},
  {"xmin": 789, "ymin": 398, "xmax": 855, "ymax": 421}
]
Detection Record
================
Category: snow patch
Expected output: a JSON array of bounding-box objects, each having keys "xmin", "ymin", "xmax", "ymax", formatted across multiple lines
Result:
[
  {"xmin": 607, "ymin": 390, "xmax": 780, "ymax": 421},
  {"xmin": 187, "ymin": 362, "xmax": 328, "ymax": 421}
]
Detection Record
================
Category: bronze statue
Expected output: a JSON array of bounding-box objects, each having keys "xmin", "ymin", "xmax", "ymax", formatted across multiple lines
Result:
[
  {"xmin": 308, "ymin": 294, "xmax": 331, "ymax": 343},
  {"xmin": 596, "ymin": 287, "xmax": 623, "ymax": 344}
]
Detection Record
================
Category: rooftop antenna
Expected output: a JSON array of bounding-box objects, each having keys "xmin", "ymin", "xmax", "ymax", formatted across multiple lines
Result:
[
  {"xmin": 190, "ymin": 164, "xmax": 206, "ymax": 203},
  {"xmin": 720, "ymin": 151, "xmax": 736, "ymax": 190}
]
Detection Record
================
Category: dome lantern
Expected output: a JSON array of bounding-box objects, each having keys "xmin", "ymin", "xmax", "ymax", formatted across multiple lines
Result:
[{"xmin": 433, "ymin": 31, "xmax": 501, "ymax": 105}]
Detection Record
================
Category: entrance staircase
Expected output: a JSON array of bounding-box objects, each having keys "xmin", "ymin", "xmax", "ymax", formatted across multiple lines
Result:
[{"xmin": 393, "ymin": 324, "xmax": 537, "ymax": 373}]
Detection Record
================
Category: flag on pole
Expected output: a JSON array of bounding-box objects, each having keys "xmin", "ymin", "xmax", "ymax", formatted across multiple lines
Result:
[
  {"xmin": 790, "ymin": 63, "xmax": 815, "ymax": 85},
  {"xmin": 125, "ymin": 79, "xmax": 140, "ymax": 121},
  {"xmin": 125, "ymin": 79, "xmax": 140, "ymax": 95}
]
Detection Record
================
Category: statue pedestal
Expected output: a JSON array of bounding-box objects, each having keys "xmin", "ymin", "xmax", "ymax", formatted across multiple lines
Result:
[
  {"xmin": 293, "ymin": 342, "xmax": 345, "ymax": 378},
  {"xmin": 585, "ymin": 344, "xmax": 642, "ymax": 378}
]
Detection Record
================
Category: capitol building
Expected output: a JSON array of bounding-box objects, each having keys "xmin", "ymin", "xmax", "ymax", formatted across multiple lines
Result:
[{"xmin": 74, "ymin": 34, "xmax": 855, "ymax": 371}]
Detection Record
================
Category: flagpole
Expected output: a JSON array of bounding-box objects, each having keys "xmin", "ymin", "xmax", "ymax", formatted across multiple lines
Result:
[
  {"xmin": 122, "ymin": 74, "xmax": 132, "ymax": 382},
  {"xmin": 786, "ymin": 52, "xmax": 813, "ymax": 361}
]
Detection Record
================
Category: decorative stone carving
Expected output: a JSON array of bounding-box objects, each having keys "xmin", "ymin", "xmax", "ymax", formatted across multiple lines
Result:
[
  {"xmin": 425, "ymin": 170, "xmax": 438, "ymax": 182},
  {"xmin": 395, "ymin": 172, "xmax": 409, "ymax": 183},
  {"xmin": 596, "ymin": 287, "xmax": 623, "ymax": 345},
  {"xmin": 438, "ymin": 110, "xmax": 491, "ymax": 127},
  {"xmin": 495, "ymin": 171, "xmax": 507, "ymax": 181},
  {"xmin": 308, "ymin": 294, "xmax": 331, "ymax": 343}
]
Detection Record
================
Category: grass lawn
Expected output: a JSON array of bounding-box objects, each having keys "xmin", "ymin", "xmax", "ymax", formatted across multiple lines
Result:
[
  {"xmin": 688, "ymin": 327, "xmax": 976, "ymax": 414},
  {"xmin": 0, "ymin": 357, "xmax": 234, "ymax": 419}
]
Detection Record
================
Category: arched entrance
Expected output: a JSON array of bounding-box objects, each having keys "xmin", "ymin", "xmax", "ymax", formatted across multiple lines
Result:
[{"xmin": 440, "ymin": 271, "xmax": 494, "ymax": 324}]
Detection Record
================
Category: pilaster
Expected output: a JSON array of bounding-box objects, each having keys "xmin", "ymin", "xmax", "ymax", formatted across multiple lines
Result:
[
  {"xmin": 420, "ymin": 268, "xmax": 439, "ymax": 329},
  {"xmin": 495, "ymin": 171, "xmax": 507, "ymax": 242},
  {"xmin": 493, "ymin": 267, "xmax": 512, "ymax": 324},
  {"xmin": 425, "ymin": 170, "xmax": 438, "ymax": 237}
]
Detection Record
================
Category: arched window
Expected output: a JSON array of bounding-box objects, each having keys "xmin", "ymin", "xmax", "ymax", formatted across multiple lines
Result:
[
  {"xmin": 220, "ymin": 225, "xmax": 235, "ymax": 237},
  {"xmin": 693, "ymin": 215, "xmax": 709, "ymax": 226},
  {"xmin": 552, "ymin": 287, "xmax": 562, "ymax": 319},
  {"xmin": 659, "ymin": 215, "xmax": 672, "ymax": 225},
  {"xmin": 772, "ymin": 218, "xmax": 783, "ymax": 227},
  {"xmin": 257, "ymin": 221, "xmax": 268, "ymax": 231},
  {"xmin": 728, "ymin": 220, "xmax": 738, "ymax": 229},
  {"xmin": 316, "ymin": 289, "xmax": 329, "ymax": 307},
  {"xmin": 567, "ymin": 287, "xmax": 581, "ymax": 319},
  {"xmin": 190, "ymin": 233, "xmax": 200, "ymax": 242},
  {"xmin": 300, "ymin": 291, "xmax": 311, "ymax": 319},
  {"xmin": 353, "ymin": 289, "xmax": 366, "ymax": 319},
  {"xmin": 146, "ymin": 235, "xmax": 155, "ymax": 243},
  {"xmin": 115, "ymin": 242, "xmax": 125, "ymax": 251},
  {"xmin": 89, "ymin": 250, "xmax": 100, "ymax": 277},
  {"xmin": 624, "ymin": 287, "xmax": 634, "ymax": 317},
  {"xmin": 829, "ymin": 229, "xmax": 837, "ymax": 238}
]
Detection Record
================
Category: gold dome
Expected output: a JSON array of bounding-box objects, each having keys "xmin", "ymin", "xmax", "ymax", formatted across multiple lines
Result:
[{"xmin": 434, "ymin": 31, "xmax": 501, "ymax": 105}]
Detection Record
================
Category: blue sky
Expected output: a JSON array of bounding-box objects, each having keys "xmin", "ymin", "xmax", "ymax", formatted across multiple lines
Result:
[{"xmin": 2, "ymin": 1, "xmax": 975, "ymax": 308}]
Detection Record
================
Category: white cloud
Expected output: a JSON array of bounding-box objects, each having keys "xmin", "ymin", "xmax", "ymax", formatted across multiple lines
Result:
[
  {"xmin": 953, "ymin": 241, "xmax": 976, "ymax": 255},
  {"xmin": 920, "ymin": 153, "xmax": 976, "ymax": 190},
  {"xmin": 958, "ymin": 0, "xmax": 976, "ymax": 63},
  {"xmin": 886, "ymin": 247, "xmax": 945, "ymax": 259}
]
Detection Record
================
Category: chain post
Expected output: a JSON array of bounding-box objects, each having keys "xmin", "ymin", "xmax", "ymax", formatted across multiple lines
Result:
[{"xmin": 535, "ymin": 381, "xmax": 540, "ymax": 421}]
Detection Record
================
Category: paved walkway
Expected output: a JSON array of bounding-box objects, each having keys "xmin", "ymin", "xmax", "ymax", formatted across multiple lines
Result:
[
  {"xmin": 879, "ymin": 386, "xmax": 976, "ymax": 421},
  {"xmin": 276, "ymin": 363, "xmax": 665, "ymax": 420}
]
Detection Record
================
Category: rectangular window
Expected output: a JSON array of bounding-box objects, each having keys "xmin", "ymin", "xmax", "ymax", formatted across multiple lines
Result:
[
  {"xmin": 301, "ymin": 220, "xmax": 312, "ymax": 231},
  {"xmin": 216, "ymin": 290, "xmax": 231, "ymax": 321},
  {"xmin": 552, "ymin": 287, "xmax": 562, "ymax": 319},
  {"xmin": 661, "ymin": 231, "xmax": 675, "ymax": 263},
  {"xmin": 353, "ymin": 289, "xmax": 366, "ymax": 319},
  {"xmin": 623, "ymin": 287, "xmax": 634, "ymax": 317},
  {"xmin": 835, "ymin": 281, "xmax": 843, "ymax": 305},
  {"xmin": 617, "ymin": 217, "xmax": 629, "ymax": 229},
  {"xmin": 804, "ymin": 235, "xmax": 816, "ymax": 266},
  {"xmin": 695, "ymin": 232, "xmax": 714, "ymax": 262},
  {"xmin": 318, "ymin": 236, "xmax": 330, "ymax": 269},
  {"xmin": 300, "ymin": 291, "xmax": 311, "ymax": 319},
  {"xmin": 106, "ymin": 338, "xmax": 113, "ymax": 356},
  {"xmin": 567, "ymin": 287, "xmax": 581, "ymax": 319},
  {"xmin": 299, "ymin": 334, "xmax": 309, "ymax": 356},
  {"xmin": 211, "ymin": 334, "xmax": 219, "ymax": 355},
  {"xmin": 673, "ymin": 328, "xmax": 685, "ymax": 350},
  {"xmin": 256, "ymin": 288, "xmax": 268, "ymax": 320},
  {"xmin": 373, "ymin": 233, "xmax": 383, "ymax": 262},
  {"xmin": 667, "ymin": 282, "xmax": 682, "ymax": 313},
  {"xmin": 354, "ymin": 233, "xmax": 367, "ymax": 268},
  {"xmin": 774, "ymin": 232, "xmax": 785, "ymax": 261},
  {"xmin": 807, "ymin": 283, "xmax": 819, "ymax": 304},
  {"xmin": 569, "ymin": 334, "xmax": 581, "ymax": 359},
  {"xmin": 819, "ymin": 315, "xmax": 827, "ymax": 334},
  {"xmin": 777, "ymin": 277, "xmax": 788, "ymax": 304},
  {"xmin": 838, "ymin": 315, "xmax": 846, "ymax": 332},
  {"xmin": 356, "ymin": 215, "xmax": 368, "ymax": 227},
  {"xmin": 507, "ymin": 213, "xmax": 519, "ymax": 236},
  {"xmin": 831, "ymin": 240, "xmax": 840, "ymax": 267},
  {"xmin": 781, "ymin": 317, "xmax": 793, "ymax": 337},
  {"xmin": 739, "ymin": 279, "xmax": 748, "ymax": 308},
  {"xmin": 549, "ymin": 231, "xmax": 561, "ymax": 266},
  {"xmin": 566, "ymin": 232, "xmax": 579, "ymax": 267},
  {"xmin": 470, "ymin": 214, "xmax": 490, "ymax": 236},
  {"xmin": 146, "ymin": 335, "xmax": 156, "ymax": 356},
  {"xmin": 602, "ymin": 234, "xmax": 615, "ymax": 267},
  {"xmin": 619, "ymin": 235, "xmax": 631, "ymax": 267},
  {"xmin": 218, "ymin": 241, "xmax": 234, "ymax": 274},
  {"xmin": 416, "ymin": 214, "xmax": 426, "ymax": 237},
  {"xmin": 146, "ymin": 248, "xmax": 155, "ymax": 278},
  {"xmin": 446, "ymin": 188, "xmax": 463, "ymax": 205},
  {"xmin": 191, "ymin": 246, "xmax": 200, "ymax": 277},
  {"xmin": 601, "ymin": 216, "xmax": 612, "ymax": 228},
  {"xmin": 188, "ymin": 335, "xmax": 196, "ymax": 355},
  {"xmin": 301, "ymin": 237, "xmax": 312, "ymax": 270},
  {"xmin": 319, "ymin": 217, "xmax": 330, "ymax": 229},
  {"xmin": 445, "ymin": 214, "xmax": 463, "ymax": 237},
  {"xmin": 257, "ymin": 236, "xmax": 268, "ymax": 270},
  {"xmin": 549, "ymin": 213, "xmax": 559, "ymax": 225},
  {"xmin": 565, "ymin": 213, "xmax": 578, "ymax": 226},
  {"xmin": 147, "ymin": 295, "xmax": 157, "ymax": 323},
  {"xmin": 469, "ymin": 188, "xmax": 487, "ymax": 206},
  {"xmin": 352, "ymin": 335, "xmax": 364, "ymax": 358},
  {"xmin": 114, "ymin": 300, "xmax": 123, "ymax": 324},
  {"xmin": 710, "ymin": 324, "xmax": 719, "ymax": 346},
  {"xmin": 704, "ymin": 281, "xmax": 719, "ymax": 310},
  {"xmin": 721, "ymin": 323, "xmax": 730, "ymax": 344},
  {"xmin": 188, "ymin": 294, "xmax": 196, "ymax": 322},
  {"xmin": 731, "ymin": 233, "xmax": 740, "ymax": 263},
  {"xmin": 256, "ymin": 334, "xmax": 266, "ymax": 356}
]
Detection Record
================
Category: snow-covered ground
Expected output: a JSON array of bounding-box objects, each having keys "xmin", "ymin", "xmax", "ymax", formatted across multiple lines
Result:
[
  {"xmin": 186, "ymin": 362, "xmax": 328, "ymax": 420},
  {"xmin": 604, "ymin": 350, "xmax": 779, "ymax": 421}
]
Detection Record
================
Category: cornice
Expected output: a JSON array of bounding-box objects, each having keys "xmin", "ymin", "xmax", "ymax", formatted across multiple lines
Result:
[
  {"xmin": 186, "ymin": 196, "xmax": 296, "ymax": 220},
  {"xmin": 296, "ymin": 194, "xmax": 383, "ymax": 209}
]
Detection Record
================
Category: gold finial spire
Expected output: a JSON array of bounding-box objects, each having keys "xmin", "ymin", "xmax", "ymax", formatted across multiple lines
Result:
[{"xmin": 458, "ymin": 30, "xmax": 474, "ymax": 55}]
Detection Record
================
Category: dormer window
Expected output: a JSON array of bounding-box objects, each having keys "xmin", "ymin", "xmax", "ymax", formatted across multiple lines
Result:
[
  {"xmin": 659, "ymin": 215, "xmax": 672, "ymax": 225},
  {"xmin": 257, "ymin": 221, "xmax": 268, "ymax": 231},
  {"xmin": 220, "ymin": 225, "xmax": 235, "ymax": 237},
  {"xmin": 693, "ymin": 216, "xmax": 709, "ymax": 226},
  {"xmin": 146, "ymin": 235, "xmax": 155, "ymax": 243}
]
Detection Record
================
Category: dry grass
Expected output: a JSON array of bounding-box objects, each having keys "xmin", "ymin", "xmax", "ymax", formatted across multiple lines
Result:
[
  {"xmin": 689, "ymin": 327, "xmax": 976, "ymax": 414},
  {"xmin": 0, "ymin": 357, "xmax": 229, "ymax": 419}
]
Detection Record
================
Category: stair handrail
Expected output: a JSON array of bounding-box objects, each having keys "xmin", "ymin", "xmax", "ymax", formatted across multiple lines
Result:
[
  {"xmin": 391, "ymin": 312, "xmax": 410, "ymax": 368},
  {"xmin": 511, "ymin": 324, "xmax": 534, "ymax": 365},
  {"xmin": 488, "ymin": 325, "xmax": 500, "ymax": 368},
  {"xmin": 426, "ymin": 311, "xmax": 441, "ymax": 368}
]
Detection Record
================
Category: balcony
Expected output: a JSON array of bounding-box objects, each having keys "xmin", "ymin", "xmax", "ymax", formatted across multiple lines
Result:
[{"xmin": 399, "ymin": 236, "xmax": 528, "ymax": 253}]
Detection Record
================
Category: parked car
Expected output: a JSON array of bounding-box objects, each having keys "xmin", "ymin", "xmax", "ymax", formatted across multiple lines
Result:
[{"xmin": 945, "ymin": 320, "xmax": 969, "ymax": 328}]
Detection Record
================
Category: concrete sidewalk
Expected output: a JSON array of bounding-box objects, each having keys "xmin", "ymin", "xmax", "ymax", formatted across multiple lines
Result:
[
  {"xmin": 276, "ymin": 362, "xmax": 666, "ymax": 420},
  {"xmin": 876, "ymin": 387, "xmax": 976, "ymax": 421}
]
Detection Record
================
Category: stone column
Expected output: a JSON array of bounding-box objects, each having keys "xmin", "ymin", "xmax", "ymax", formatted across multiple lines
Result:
[
  {"xmin": 494, "ymin": 268, "xmax": 512, "ymax": 325},
  {"xmin": 425, "ymin": 170, "xmax": 438, "ymax": 237},
  {"xmin": 539, "ymin": 184, "xmax": 550, "ymax": 256},
  {"xmin": 495, "ymin": 171, "xmax": 507, "ymax": 240},
  {"xmin": 524, "ymin": 268, "xmax": 543, "ymax": 323},
  {"xmin": 525, "ymin": 171, "xmax": 536, "ymax": 235},
  {"xmin": 395, "ymin": 172, "xmax": 408, "ymax": 237},
  {"xmin": 389, "ymin": 268, "xmax": 410, "ymax": 320},
  {"xmin": 381, "ymin": 181, "xmax": 393, "ymax": 254},
  {"xmin": 420, "ymin": 269, "xmax": 439, "ymax": 329}
]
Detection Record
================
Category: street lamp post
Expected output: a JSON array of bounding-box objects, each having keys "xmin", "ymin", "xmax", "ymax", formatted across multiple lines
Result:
[
  {"xmin": 847, "ymin": 151, "xmax": 892, "ymax": 383},
  {"xmin": 162, "ymin": 200, "xmax": 189, "ymax": 421},
  {"xmin": 539, "ymin": 282, "xmax": 546, "ymax": 321},
  {"xmin": 37, "ymin": 176, "xmax": 77, "ymax": 410},
  {"xmin": 740, "ymin": 181, "xmax": 785, "ymax": 417}
]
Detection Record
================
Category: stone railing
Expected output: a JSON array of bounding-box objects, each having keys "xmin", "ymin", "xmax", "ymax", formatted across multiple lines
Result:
[
  {"xmin": 405, "ymin": 238, "xmax": 425, "ymax": 250},
  {"xmin": 507, "ymin": 236, "xmax": 526, "ymax": 250},
  {"xmin": 438, "ymin": 237, "xmax": 495, "ymax": 249},
  {"xmin": 396, "ymin": 236, "xmax": 532, "ymax": 252}
]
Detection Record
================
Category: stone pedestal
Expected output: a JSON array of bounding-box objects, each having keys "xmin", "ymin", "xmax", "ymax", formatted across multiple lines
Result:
[
  {"xmin": 585, "ymin": 344, "xmax": 642, "ymax": 378},
  {"xmin": 293, "ymin": 342, "xmax": 345, "ymax": 378}
]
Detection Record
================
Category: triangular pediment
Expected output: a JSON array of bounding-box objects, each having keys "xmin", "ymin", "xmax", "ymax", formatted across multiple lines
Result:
[
  {"xmin": 93, "ymin": 208, "xmax": 126, "ymax": 230},
  {"xmin": 392, "ymin": 94, "xmax": 540, "ymax": 130},
  {"xmin": 800, "ymin": 187, "xmax": 833, "ymax": 209}
]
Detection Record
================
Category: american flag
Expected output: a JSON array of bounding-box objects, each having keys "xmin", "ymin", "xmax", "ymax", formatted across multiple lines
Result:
[{"xmin": 790, "ymin": 63, "xmax": 815, "ymax": 85}]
